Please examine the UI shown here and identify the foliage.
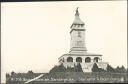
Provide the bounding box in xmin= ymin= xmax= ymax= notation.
xmin=27 ymin=70 xmax=34 ymax=74
xmin=127 ymin=68 xmax=128 ymax=73
xmin=92 ymin=63 xmax=99 ymax=72
xmin=49 ymin=63 xmax=83 ymax=73
xmin=7 ymin=64 xmax=127 ymax=83
xmin=6 ymin=73 xmax=10 ymax=77
xmin=49 ymin=63 xmax=66 ymax=73
xmin=75 ymin=63 xmax=83 ymax=72
xmin=120 ymin=66 xmax=126 ymax=72
xmin=115 ymin=66 xmax=126 ymax=73
xmin=11 ymin=71 xmax=16 ymax=76
xmin=106 ymin=64 xmax=115 ymax=72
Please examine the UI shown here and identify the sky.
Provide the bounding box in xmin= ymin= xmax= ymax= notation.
xmin=1 ymin=1 xmax=127 ymax=83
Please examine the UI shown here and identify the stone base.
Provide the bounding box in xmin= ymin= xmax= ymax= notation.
xmin=58 ymin=51 xmax=108 ymax=72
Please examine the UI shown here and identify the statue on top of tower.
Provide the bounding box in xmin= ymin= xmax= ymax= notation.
xmin=75 ymin=7 xmax=79 ymax=16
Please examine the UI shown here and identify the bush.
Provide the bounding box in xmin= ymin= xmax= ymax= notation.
xmin=49 ymin=63 xmax=66 ymax=73
xmin=92 ymin=63 xmax=106 ymax=72
xmin=75 ymin=63 xmax=83 ymax=72
xmin=106 ymin=64 xmax=115 ymax=72
xmin=27 ymin=70 xmax=34 ymax=74
xmin=6 ymin=73 xmax=10 ymax=77
xmin=115 ymin=66 xmax=126 ymax=73
xmin=120 ymin=65 xmax=126 ymax=72
xmin=11 ymin=71 xmax=16 ymax=76
xmin=92 ymin=63 xmax=99 ymax=72
xmin=49 ymin=63 xmax=83 ymax=73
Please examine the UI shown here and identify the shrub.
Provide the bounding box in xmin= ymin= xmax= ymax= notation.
xmin=115 ymin=65 xmax=126 ymax=73
xmin=126 ymin=68 xmax=128 ymax=73
xmin=120 ymin=65 xmax=126 ymax=72
xmin=11 ymin=71 xmax=16 ymax=76
xmin=106 ymin=64 xmax=115 ymax=72
xmin=27 ymin=70 xmax=34 ymax=74
xmin=49 ymin=63 xmax=83 ymax=73
xmin=92 ymin=63 xmax=99 ymax=72
xmin=6 ymin=73 xmax=10 ymax=77
xmin=75 ymin=63 xmax=83 ymax=72
xmin=92 ymin=63 xmax=106 ymax=72
xmin=49 ymin=63 xmax=66 ymax=73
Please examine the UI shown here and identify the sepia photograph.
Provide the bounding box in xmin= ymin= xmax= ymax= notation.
xmin=1 ymin=0 xmax=127 ymax=83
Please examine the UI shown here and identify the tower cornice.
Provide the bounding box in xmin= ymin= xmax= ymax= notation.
xmin=70 ymin=29 xmax=85 ymax=34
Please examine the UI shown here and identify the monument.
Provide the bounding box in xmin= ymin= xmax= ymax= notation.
xmin=58 ymin=7 xmax=108 ymax=72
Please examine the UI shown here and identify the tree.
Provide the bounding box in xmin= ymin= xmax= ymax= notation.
xmin=58 ymin=63 xmax=66 ymax=72
xmin=92 ymin=63 xmax=99 ymax=72
xmin=75 ymin=63 xmax=83 ymax=72
xmin=106 ymin=64 xmax=115 ymax=72
xmin=6 ymin=73 xmax=10 ymax=77
xmin=120 ymin=65 xmax=126 ymax=73
xmin=126 ymin=68 xmax=128 ymax=73
xmin=115 ymin=66 xmax=126 ymax=73
xmin=27 ymin=70 xmax=34 ymax=74
xmin=11 ymin=71 xmax=16 ymax=76
xmin=115 ymin=66 xmax=120 ymax=73
xmin=49 ymin=63 xmax=66 ymax=73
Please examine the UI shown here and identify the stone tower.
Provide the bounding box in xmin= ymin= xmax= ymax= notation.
xmin=70 ymin=7 xmax=87 ymax=55
xmin=58 ymin=8 xmax=108 ymax=72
